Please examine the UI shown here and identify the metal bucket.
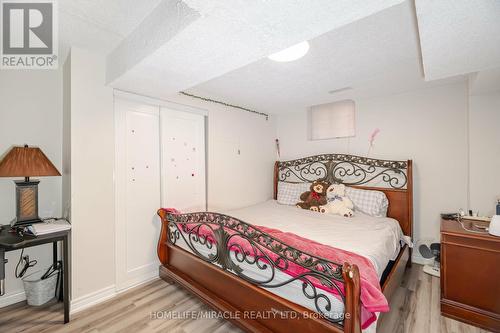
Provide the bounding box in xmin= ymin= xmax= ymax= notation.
xmin=22 ymin=269 xmax=58 ymax=306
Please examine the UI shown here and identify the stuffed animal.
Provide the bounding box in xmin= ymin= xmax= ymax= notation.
xmin=296 ymin=180 xmax=330 ymax=212
xmin=320 ymin=183 xmax=355 ymax=217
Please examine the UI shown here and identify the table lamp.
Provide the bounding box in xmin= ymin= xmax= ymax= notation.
xmin=0 ymin=145 xmax=61 ymax=227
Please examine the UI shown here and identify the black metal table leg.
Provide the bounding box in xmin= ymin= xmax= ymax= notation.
xmin=62 ymin=234 xmax=70 ymax=323
xmin=52 ymin=241 xmax=57 ymax=263
xmin=53 ymin=241 xmax=64 ymax=301
xmin=0 ymin=248 xmax=5 ymax=296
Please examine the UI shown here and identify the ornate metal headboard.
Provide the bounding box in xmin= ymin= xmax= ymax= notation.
xmin=273 ymin=154 xmax=413 ymax=238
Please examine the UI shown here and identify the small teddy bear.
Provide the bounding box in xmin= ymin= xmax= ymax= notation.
xmin=320 ymin=183 xmax=355 ymax=217
xmin=296 ymin=180 xmax=330 ymax=212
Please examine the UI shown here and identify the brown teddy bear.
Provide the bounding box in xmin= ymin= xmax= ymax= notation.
xmin=296 ymin=180 xmax=330 ymax=212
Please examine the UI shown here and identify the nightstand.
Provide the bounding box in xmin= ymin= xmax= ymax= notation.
xmin=440 ymin=219 xmax=500 ymax=332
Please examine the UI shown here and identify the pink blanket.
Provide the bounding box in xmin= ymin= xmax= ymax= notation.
xmin=160 ymin=209 xmax=388 ymax=328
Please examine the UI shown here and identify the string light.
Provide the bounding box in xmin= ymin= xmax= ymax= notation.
xmin=180 ymin=91 xmax=269 ymax=121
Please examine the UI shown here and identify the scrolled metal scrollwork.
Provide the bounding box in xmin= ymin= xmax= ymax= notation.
xmin=166 ymin=212 xmax=346 ymax=325
xmin=278 ymin=154 xmax=408 ymax=189
xmin=278 ymin=161 xmax=328 ymax=183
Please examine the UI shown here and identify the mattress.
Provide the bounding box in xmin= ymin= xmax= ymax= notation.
xmin=173 ymin=200 xmax=409 ymax=332
xmin=224 ymin=200 xmax=410 ymax=277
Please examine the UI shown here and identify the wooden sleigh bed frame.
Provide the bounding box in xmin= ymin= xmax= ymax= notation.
xmin=157 ymin=154 xmax=413 ymax=333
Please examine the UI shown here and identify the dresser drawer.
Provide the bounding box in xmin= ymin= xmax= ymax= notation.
xmin=440 ymin=219 xmax=500 ymax=332
xmin=441 ymin=241 xmax=500 ymax=314
xmin=441 ymin=233 xmax=500 ymax=253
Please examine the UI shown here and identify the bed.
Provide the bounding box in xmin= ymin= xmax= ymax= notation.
xmin=157 ymin=154 xmax=413 ymax=333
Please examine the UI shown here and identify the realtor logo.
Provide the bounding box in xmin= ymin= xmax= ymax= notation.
xmin=1 ymin=0 xmax=58 ymax=69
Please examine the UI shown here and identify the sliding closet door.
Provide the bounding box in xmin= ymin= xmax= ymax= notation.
xmin=115 ymin=94 xmax=206 ymax=290
xmin=115 ymin=98 xmax=161 ymax=291
xmin=160 ymin=108 xmax=206 ymax=212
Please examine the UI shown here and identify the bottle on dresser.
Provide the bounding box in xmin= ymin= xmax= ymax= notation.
xmin=490 ymin=200 xmax=500 ymax=236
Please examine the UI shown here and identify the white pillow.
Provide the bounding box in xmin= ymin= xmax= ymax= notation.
xmin=345 ymin=187 xmax=388 ymax=217
xmin=277 ymin=182 xmax=311 ymax=205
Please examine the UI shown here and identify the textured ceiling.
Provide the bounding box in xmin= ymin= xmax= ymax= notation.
xmin=415 ymin=0 xmax=500 ymax=80
xmin=57 ymin=0 xmax=500 ymax=114
xmin=106 ymin=0 xmax=405 ymax=98
xmin=185 ymin=1 xmax=466 ymax=114
xmin=58 ymin=0 xmax=163 ymax=59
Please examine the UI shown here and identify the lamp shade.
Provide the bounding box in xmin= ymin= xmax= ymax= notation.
xmin=0 ymin=145 xmax=61 ymax=177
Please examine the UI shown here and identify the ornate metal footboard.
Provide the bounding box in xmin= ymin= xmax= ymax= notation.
xmin=158 ymin=209 xmax=362 ymax=333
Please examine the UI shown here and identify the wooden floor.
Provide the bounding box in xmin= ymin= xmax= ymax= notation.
xmin=0 ymin=264 xmax=491 ymax=333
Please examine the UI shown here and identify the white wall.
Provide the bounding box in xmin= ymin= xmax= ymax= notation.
xmin=62 ymin=55 xmax=71 ymax=220
xmin=163 ymin=93 xmax=277 ymax=210
xmin=0 ymin=69 xmax=62 ymax=306
xmin=469 ymin=92 xmax=500 ymax=216
xmin=67 ymin=48 xmax=115 ymax=304
xmin=276 ymin=83 xmax=469 ymax=246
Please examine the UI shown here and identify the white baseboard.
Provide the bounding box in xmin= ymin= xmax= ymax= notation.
xmin=116 ymin=267 xmax=159 ymax=293
xmin=117 ymin=271 xmax=159 ymax=294
xmin=0 ymin=290 xmax=26 ymax=308
xmin=71 ymin=270 xmax=159 ymax=314
xmin=70 ymin=285 xmax=116 ymax=314
xmin=1 ymin=273 xmax=159 ymax=313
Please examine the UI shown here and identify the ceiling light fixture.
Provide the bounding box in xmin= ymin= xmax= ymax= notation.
xmin=268 ymin=41 xmax=310 ymax=62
